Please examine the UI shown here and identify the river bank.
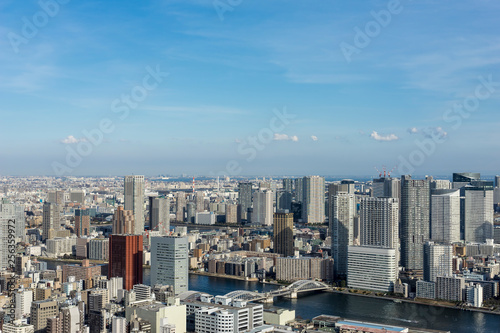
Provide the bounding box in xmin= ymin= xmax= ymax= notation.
xmin=189 ymin=270 xmax=259 ymax=282
xmin=326 ymin=288 xmax=500 ymax=316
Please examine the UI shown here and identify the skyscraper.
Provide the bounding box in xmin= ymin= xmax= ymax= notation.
xmin=0 ymin=203 xmax=25 ymax=239
xmin=401 ymin=175 xmax=430 ymax=271
xmin=273 ymin=212 xmax=294 ymax=257
xmin=175 ymin=192 xmax=186 ymax=222
xmin=328 ymin=181 xmax=356 ymax=232
xmin=42 ymin=202 xmax=60 ymax=241
xmin=109 ymin=234 xmax=143 ymax=290
xmin=238 ymin=182 xmax=253 ymax=222
xmin=423 ymin=242 xmax=453 ymax=282
xmin=151 ymin=236 xmax=188 ymax=295
xmin=112 ymin=206 xmax=135 ymax=235
xmin=360 ymin=197 xmax=399 ymax=257
xmin=431 ymin=189 xmax=460 ymax=244
xmin=294 ymin=178 xmax=304 ymax=203
xmin=149 ymin=196 xmax=170 ymax=234
xmin=195 ymin=192 xmax=205 ymax=213
xmin=302 ymin=176 xmax=325 ymax=224
xmin=372 ymin=177 xmax=400 ymax=200
xmin=332 ymin=192 xmax=355 ymax=277
xmin=252 ymin=190 xmax=273 ymax=226
xmin=463 ymin=182 xmax=494 ymax=243
xmin=75 ymin=209 xmax=90 ymax=237
xmin=124 ymin=175 xmax=145 ymax=235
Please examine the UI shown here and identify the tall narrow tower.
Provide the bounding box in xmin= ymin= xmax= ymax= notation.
xmin=124 ymin=175 xmax=145 ymax=235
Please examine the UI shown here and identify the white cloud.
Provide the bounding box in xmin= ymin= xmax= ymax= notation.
xmin=61 ymin=135 xmax=86 ymax=144
xmin=408 ymin=127 xmax=419 ymax=134
xmin=311 ymin=135 xmax=318 ymax=141
xmin=274 ymin=134 xmax=299 ymax=142
xmin=370 ymin=131 xmax=399 ymax=142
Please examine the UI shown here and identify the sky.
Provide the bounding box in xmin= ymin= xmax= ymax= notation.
xmin=1 ymin=0 xmax=499 ymax=177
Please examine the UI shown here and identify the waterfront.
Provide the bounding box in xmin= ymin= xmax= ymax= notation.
xmin=175 ymin=272 xmax=500 ymax=333
xmin=43 ymin=261 xmax=500 ymax=333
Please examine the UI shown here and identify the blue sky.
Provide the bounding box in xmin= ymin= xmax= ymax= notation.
xmin=1 ymin=0 xmax=499 ymax=177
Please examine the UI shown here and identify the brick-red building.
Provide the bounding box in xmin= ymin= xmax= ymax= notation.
xmin=108 ymin=234 xmax=143 ymax=290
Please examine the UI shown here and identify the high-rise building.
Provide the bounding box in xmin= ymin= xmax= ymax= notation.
xmin=372 ymin=177 xmax=400 ymax=199
xmin=252 ymin=190 xmax=273 ymax=226
xmin=423 ymin=242 xmax=453 ymax=283
xmin=109 ymin=234 xmax=143 ymax=290
xmin=360 ymin=197 xmax=399 ymax=262
xmin=175 ymin=192 xmax=186 ymax=222
xmin=15 ymin=288 xmax=33 ymax=319
xmin=277 ymin=190 xmax=292 ymax=212
xmin=463 ymin=182 xmax=494 ymax=243
xmin=42 ymin=202 xmax=60 ymax=241
xmin=225 ymin=204 xmax=238 ymax=224
xmin=495 ymin=175 xmax=500 ymax=188
xmin=294 ymin=178 xmax=304 ymax=203
xmin=273 ymin=212 xmax=294 ymax=257
xmin=0 ymin=203 xmax=25 ymax=239
xmin=47 ymin=190 xmax=64 ymax=205
xmin=302 ymin=176 xmax=325 ymax=224
xmin=331 ymin=193 xmax=355 ymax=277
xmin=112 ymin=206 xmax=135 ymax=235
xmin=400 ymin=175 xmax=430 ymax=271
xmin=124 ymin=175 xmax=145 ymax=235
xmin=151 ymin=236 xmax=189 ymax=295
xmin=69 ymin=191 xmax=85 ymax=204
xmin=431 ymin=189 xmax=460 ymax=244
xmin=149 ymin=196 xmax=170 ymax=234
xmin=238 ymin=182 xmax=253 ymax=222
xmin=328 ymin=181 xmax=356 ymax=231
xmin=74 ymin=209 xmax=90 ymax=237
xmin=347 ymin=246 xmax=398 ymax=292
xmin=452 ymin=172 xmax=480 ymax=189
xmin=195 ymin=192 xmax=205 ymax=213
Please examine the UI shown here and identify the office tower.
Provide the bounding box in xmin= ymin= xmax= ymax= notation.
xmin=31 ymin=300 xmax=59 ymax=332
xmin=400 ymin=175 xmax=430 ymax=271
xmin=151 ymin=236 xmax=188 ymax=295
xmin=452 ymin=172 xmax=481 ymax=190
xmin=109 ymin=234 xmax=143 ymax=290
xmin=186 ymin=202 xmax=196 ymax=223
xmin=463 ymin=182 xmax=494 ymax=243
xmin=431 ymin=189 xmax=460 ymax=244
xmin=47 ymin=190 xmax=64 ymax=205
xmin=423 ymin=242 xmax=453 ymax=282
xmin=74 ymin=209 xmax=90 ymax=237
xmin=112 ymin=206 xmax=135 ymax=235
xmin=238 ymin=182 xmax=253 ymax=221
xmin=225 ymin=204 xmax=238 ymax=224
xmin=42 ymin=202 xmax=60 ymax=241
xmin=294 ymin=178 xmax=304 ymax=205
xmin=149 ymin=196 xmax=170 ymax=234
xmin=430 ymin=179 xmax=451 ymax=190
xmin=496 ymin=175 xmax=500 ymax=188
xmin=252 ymin=190 xmax=273 ymax=226
xmin=347 ymin=246 xmax=398 ymax=292
xmin=195 ymin=192 xmax=205 ymax=212
xmin=124 ymin=175 xmax=145 ymax=235
xmin=360 ymin=197 xmax=399 ymax=255
xmin=372 ymin=177 xmax=400 ymax=199
xmin=175 ymin=192 xmax=186 ymax=222
xmin=277 ymin=190 xmax=292 ymax=212
xmin=302 ymin=176 xmax=325 ymax=224
xmin=273 ymin=212 xmax=294 ymax=257
xmin=331 ymin=193 xmax=355 ymax=277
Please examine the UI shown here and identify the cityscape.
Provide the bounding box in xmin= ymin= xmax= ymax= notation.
xmin=1 ymin=173 xmax=500 ymax=332
xmin=2 ymin=1 xmax=500 ymax=333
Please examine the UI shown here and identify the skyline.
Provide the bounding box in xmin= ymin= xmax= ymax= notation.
xmin=1 ymin=0 xmax=500 ymax=176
